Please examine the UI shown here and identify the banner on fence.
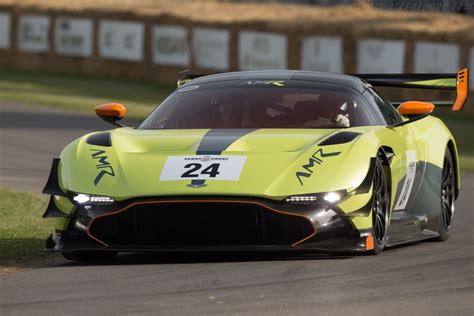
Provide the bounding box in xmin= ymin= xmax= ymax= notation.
xmin=153 ymin=25 xmax=190 ymax=66
xmin=414 ymin=41 xmax=459 ymax=73
xmin=0 ymin=12 xmax=10 ymax=49
xmin=192 ymin=27 xmax=229 ymax=71
xmin=55 ymin=17 xmax=92 ymax=57
xmin=18 ymin=15 xmax=50 ymax=52
xmin=301 ymin=36 xmax=343 ymax=73
xmin=99 ymin=20 xmax=144 ymax=62
xmin=239 ymin=31 xmax=287 ymax=70
xmin=357 ymin=39 xmax=405 ymax=73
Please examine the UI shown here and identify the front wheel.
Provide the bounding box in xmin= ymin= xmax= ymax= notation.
xmin=62 ymin=251 xmax=118 ymax=262
xmin=368 ymin=157 xmax=390 ymax=255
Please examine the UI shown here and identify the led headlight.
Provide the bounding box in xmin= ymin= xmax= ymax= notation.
xmin=285 ymin=191 xmax=345 ymax=205
xmin=285 ymin=195 xmax=318 ymax=203
xmin=72 ymin=193 xmax=115 ymax=205
xmin=323 ymin=192 xmax=342 ymax=203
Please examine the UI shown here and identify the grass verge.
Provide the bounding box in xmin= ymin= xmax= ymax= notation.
xmin=0 ymin=186 xmax=60 ymax=273
xmin=0 ymin=69 xmax=174 ymax=119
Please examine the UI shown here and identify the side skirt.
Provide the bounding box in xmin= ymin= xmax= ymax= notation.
xmin=386 ymin=212 xmax=440 ymax=247
xmin=385 ymin=160 xmax=443 ymax=247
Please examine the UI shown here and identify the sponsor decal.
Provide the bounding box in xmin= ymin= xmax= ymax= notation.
xmin=90 ymin=149 xmax=115 ymax=185
xmin=295 ymin=148 xmax=341 ymax=186
xmin=240 ymin=80 xmax=285 ymax=87
xmin=394 ymin=150 xmax=417 ymax=210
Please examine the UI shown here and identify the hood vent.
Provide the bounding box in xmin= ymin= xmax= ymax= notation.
xmin=318 ymin=131 xmax=361 ymax=146
xmin=86 ymin=132 xmax=112 ymax=147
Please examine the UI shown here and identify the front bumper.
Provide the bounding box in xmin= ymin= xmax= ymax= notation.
xmin=46 ymin=196 xmax=373 ymax=254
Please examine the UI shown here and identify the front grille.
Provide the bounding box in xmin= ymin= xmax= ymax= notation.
xmin=89 ymin=202 xmax=313 ymax=247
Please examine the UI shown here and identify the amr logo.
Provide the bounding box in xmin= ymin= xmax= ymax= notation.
xmin=295 ymin=149 xmax=341 ymax=186
xmin=90 ymin=149 xmax=115 ymax=185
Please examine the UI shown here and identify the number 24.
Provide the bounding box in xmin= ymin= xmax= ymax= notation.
xmin=181 ymin=163 xmax=220 ymax=178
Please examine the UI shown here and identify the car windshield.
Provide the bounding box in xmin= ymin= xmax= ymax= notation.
xmin=139 ymin=80 xmax=382 ymax=129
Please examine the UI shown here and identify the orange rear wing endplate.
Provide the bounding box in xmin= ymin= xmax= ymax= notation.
xmin=452 ymin=68 xmax=468 ymax=111
xmin=355 ymin=68 xmax=469 ymax=111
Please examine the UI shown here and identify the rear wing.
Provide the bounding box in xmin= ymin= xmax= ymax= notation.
xmin=177 ymin=68 xmax=469 ymax=111
xmin=355 ymin=68 xmax=469 ymax=111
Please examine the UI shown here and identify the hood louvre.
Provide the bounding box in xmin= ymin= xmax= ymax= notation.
xmin=318 ymin=131 xmax=361 ymax=146
xmin=86 ymin=132 xmax=112 ymax=147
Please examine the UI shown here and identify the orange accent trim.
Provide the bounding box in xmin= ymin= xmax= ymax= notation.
xmin=86 ymin=200 xmax=317 ymax=248
xmin=365 ymin=234 xmax=374 ymax=251
xmin=94 ymin=103 xmax=126 ymax=118
xmin=452 ymin=68 xmax=468 ymax=111
xmin=398 ymin=101 xmax=435 ymax=116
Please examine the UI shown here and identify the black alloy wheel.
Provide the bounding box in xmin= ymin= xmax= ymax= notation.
xmin=436 ymin=148 xmax=455 ymax=241
xmin=369 ymin=157 xmax=390 ymax=255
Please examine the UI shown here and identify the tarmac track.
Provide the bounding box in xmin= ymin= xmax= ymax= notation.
xmin=0 ymin=102 xmax=473 ymax=315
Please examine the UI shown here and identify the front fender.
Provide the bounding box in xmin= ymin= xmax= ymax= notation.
xmin=59 ymin=131 xmax=132 ymax=197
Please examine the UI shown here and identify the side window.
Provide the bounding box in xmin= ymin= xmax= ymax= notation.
xmin=363 ymin=88 xmax=402 ymax=126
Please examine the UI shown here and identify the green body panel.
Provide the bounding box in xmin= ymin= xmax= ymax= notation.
xmin=50 ymin=196 xmax=75 ymax=232
xmin=54 ymin=195 xmax=75 ymax=215
xmin=53 ymin=115 xmax=458 ymax=233
xmin=59 ymin=127 xmax=376 ymax=199
xmin=406 ymin=78 xmax=456 ymax=88
xmin=407 ymin=116 xmax=460 ymax=190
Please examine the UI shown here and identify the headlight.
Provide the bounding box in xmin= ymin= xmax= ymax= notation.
xmin=285 ymin=191 xmax=345 ymax=205
xmin=285 ymin=195 xmax=318 ymax=203
xmin=323 ymin=192 xmax=342 ymax=203
xmin=72 ymin=193 xmax=115 ymax=205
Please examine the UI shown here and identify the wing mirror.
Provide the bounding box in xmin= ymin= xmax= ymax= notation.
xmin=398 ymin=101 xmax=435 ymax=116
xmin=392 ymin=101 xmax=435 ymax=127
xmin=94 ymin=103 xmax=127 ymax=127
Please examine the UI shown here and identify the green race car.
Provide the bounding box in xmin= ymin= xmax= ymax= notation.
xmin=43 ymin=68 xmax=469 ymax=262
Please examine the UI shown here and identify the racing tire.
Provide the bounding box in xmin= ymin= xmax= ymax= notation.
xmin=368 ymin=157 xmax=390 ymax=255
xmin=61 ymin=251 xmax=118 ymax=262
xmin=435 ymin=148 xmax=455 ymax=241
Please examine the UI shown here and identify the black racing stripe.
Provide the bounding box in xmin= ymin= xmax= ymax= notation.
xmin=191 ymin=129 xmax=256 ymax=186
xmin=196 ymin=129 xmax=256 ymax=155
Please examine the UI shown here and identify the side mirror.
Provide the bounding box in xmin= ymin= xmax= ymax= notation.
xmin=94 ymin=103 xmax=127 ymax=127
xmin=390 ymin=101 xmax=435 ymax=127
xmin=398 ymin=101 xmax=435 ymax=116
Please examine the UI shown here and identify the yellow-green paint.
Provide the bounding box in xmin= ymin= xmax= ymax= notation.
xmin=51 ymin=115 xmax=458 ymax=232
xmin=406 ymin=78 xmax=456 ymax=87
xmin=348 ymin=212 xmax=373 ymax=230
